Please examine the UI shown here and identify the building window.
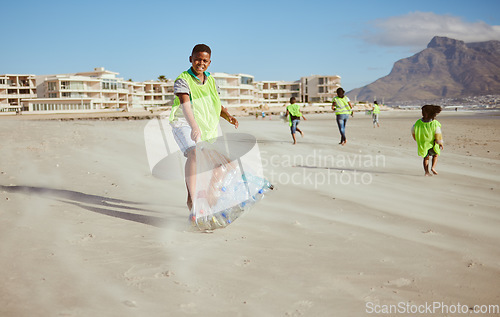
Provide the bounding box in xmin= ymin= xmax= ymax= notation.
xmin=48 ymin=82 xmax=57 ymax=91
xmin=102 ymin=79 xmax=117 ymax=90
xmin=70 ymin=81 xmax=85 ymax=90
xmin=319 ymin=87 xmax=324 ymax=93
xmin=319 ymin=78 xmax=324 ymax=85
xmin=241 ymin=76 xmax=253 ymax=85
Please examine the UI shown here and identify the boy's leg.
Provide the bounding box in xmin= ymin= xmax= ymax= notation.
xmin=336 ymin=115 xmax=344 ymax=144
xmin=423 ymin=156 xmax=432 ymax=176
xmin=171 ymin=122 xmax=197 ymax=211
xmin=290 ymin=121 xmax=297 ymax=144
xmin=337 ymin=115 xmax=348 ymax=145
xmin=431 ymin=155 xmax=439 ymax=175
xmin=185 ymin=148 xmax=196 ymax=210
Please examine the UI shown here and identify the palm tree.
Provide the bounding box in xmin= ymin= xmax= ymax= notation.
xmin=158 ymin=75 xmax=167 ymax=82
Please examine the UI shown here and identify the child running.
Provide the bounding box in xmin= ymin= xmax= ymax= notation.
xmin=411 ymin=105 xmax=444 ymax=176
xmin=285 ymin=97 xmax=306 ymax=144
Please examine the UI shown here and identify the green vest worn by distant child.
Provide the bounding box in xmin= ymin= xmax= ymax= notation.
xmin=373 ymin=104 xmax=380 ymax=114
xmin=287 ymin=103 xmax=302 ymax=126
xmin=414 ymin=119 xmax=441 ymax=157
xmin=169 ymin=71 xmax=221 ymax=141
xmin=333 ymin=96 xmax=351 ymax=115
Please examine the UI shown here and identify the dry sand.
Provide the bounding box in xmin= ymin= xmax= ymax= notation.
xmin=1 ymin=110 xmax=499 ymax=316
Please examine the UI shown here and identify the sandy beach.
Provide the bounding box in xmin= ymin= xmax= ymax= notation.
xmin=1 ymin=109 xmax=499 ymax=316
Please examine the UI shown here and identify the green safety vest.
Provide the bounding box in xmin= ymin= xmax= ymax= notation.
xmin=414 ymin=119 xmax=441 ymax=157
xmin=287 ymin=103 xmax=302 ymax=126
xmin=333 ymin=96 xmax=351 ymax=115
xmin=373 ymin=104 xmax=380 ymax=114
xmin=169 ymin=71 xmax=221 ymax=141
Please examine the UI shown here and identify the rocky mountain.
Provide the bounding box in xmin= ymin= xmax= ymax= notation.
xmin=348 ymin=36 xmax=500 ymax=103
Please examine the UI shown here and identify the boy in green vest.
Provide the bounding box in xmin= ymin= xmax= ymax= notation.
xmin=285 ymin=97 xmax=307 ymax=144
xmin=332 ymin=87 xmax=353 ymax=145
xmin=411 ymin=105 xmax=444 ymax=176
xmin=169 ymin=44 xmax=239 ymax=211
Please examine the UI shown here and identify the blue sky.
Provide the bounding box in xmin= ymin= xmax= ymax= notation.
xmin=2 ymin=0 xmax=500 ymax=91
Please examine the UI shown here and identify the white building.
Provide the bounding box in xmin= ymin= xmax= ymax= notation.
xmin=4 ymin=67 xmax=342 ymax=114
xmin=213 ymin=72 xmax=259 ymax=108
xmin=0 ymin=74 xmax=37 ymax=112
xmin=300 ymin=75 xmax=341 ymax=103
xmin=22 ymin=68 xmax=175 ymax=113
xmin=259 ymin=80 xmax=301 ymax=105
xmin=143 ymin=80 xmax=174 ymax=109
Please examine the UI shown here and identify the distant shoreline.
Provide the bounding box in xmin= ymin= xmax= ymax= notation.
xmin=1 ymin=106 xmax=498 ymax=121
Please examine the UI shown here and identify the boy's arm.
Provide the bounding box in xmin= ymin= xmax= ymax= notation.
xmin=348 ymin=101 xmax=354 ymax=116
xmin=435 ymin=126 xmax=444 ymax=149
xmin=178 ymin=93 xmax=202 ymax=142
xmin=220 ymin=106 xmax=239 ymax=128
xmin=411 ymin=124 xmax=416 ymax=141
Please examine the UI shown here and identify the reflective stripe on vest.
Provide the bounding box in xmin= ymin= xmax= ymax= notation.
xmin=333 ymin=97 xmax=351 ymax=115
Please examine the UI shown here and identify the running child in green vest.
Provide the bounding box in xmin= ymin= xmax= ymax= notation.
xmin=169 ymin=44 xmax=239 ymax=211
xmin=411 ymin=105 xmax=444 ymax=176
xmin=285 ymin=97 xmax=307 ymax=144
xmin=332 ymin=88 xmax=353 ymax=145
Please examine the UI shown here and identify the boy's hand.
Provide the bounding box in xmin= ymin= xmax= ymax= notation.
xmin=228 ymin=115 xmax=239 ymax=128
xmin=439 ymin=144 xmax=444 ymax=150
xmin=191 ymin=127 xmax=201 ymax=142
xmin=220 ymin=106 xmax=238 ymax=128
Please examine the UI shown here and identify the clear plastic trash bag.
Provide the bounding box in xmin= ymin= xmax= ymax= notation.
xmin=189 ymin=133 xmax=273 ymax=231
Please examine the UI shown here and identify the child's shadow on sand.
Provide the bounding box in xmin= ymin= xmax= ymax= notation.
xmin=0 ymin=185 xmax=173 ymax=227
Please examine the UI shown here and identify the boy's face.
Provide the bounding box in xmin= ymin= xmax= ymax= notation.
xmin=189 ymin=51 xmax=211 ymax=76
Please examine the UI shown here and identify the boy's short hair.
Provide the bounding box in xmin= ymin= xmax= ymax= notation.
xmin=192 ymin=44 xmax=211 ymax=56
xmin=290 ymin=97 xmax=296 ymax=103
xmin=422 ymin=105 xmax=442 ymax=119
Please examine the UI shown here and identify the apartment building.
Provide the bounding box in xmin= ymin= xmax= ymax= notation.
xmin=259 ymin=80 xmax=300 ymax=105
xmin=0 ymin=74 xmax=37 ymax=112
xmin=4 ymin=67 xmax=342 ymax=113
xmin=300 ymin=75 xmax=341 ymax=103
xmin=213 ymin=73 xmax=259 ymax=108
xmin=143 ymin=80 xmax=174 ymax=109
xmin=26 ymin=68 xmax=131 ymax=112
xmin=20 ymin=68 xmax=176 ymax=113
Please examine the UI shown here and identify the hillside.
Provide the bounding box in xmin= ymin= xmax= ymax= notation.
xmin=348 ymin=36 xmax=500 ymax=103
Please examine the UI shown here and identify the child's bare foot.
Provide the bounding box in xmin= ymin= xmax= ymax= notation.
xmin=425 ymin=172 xmax=433 ymax=177
xmin=300 ymin=131 xmax=304 ymax=137
xmin=431 ymin=168 xmax=438 ymax=175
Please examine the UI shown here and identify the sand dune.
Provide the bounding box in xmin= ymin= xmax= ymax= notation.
xmin=1 ymin=110 xmax=499 ymax=316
